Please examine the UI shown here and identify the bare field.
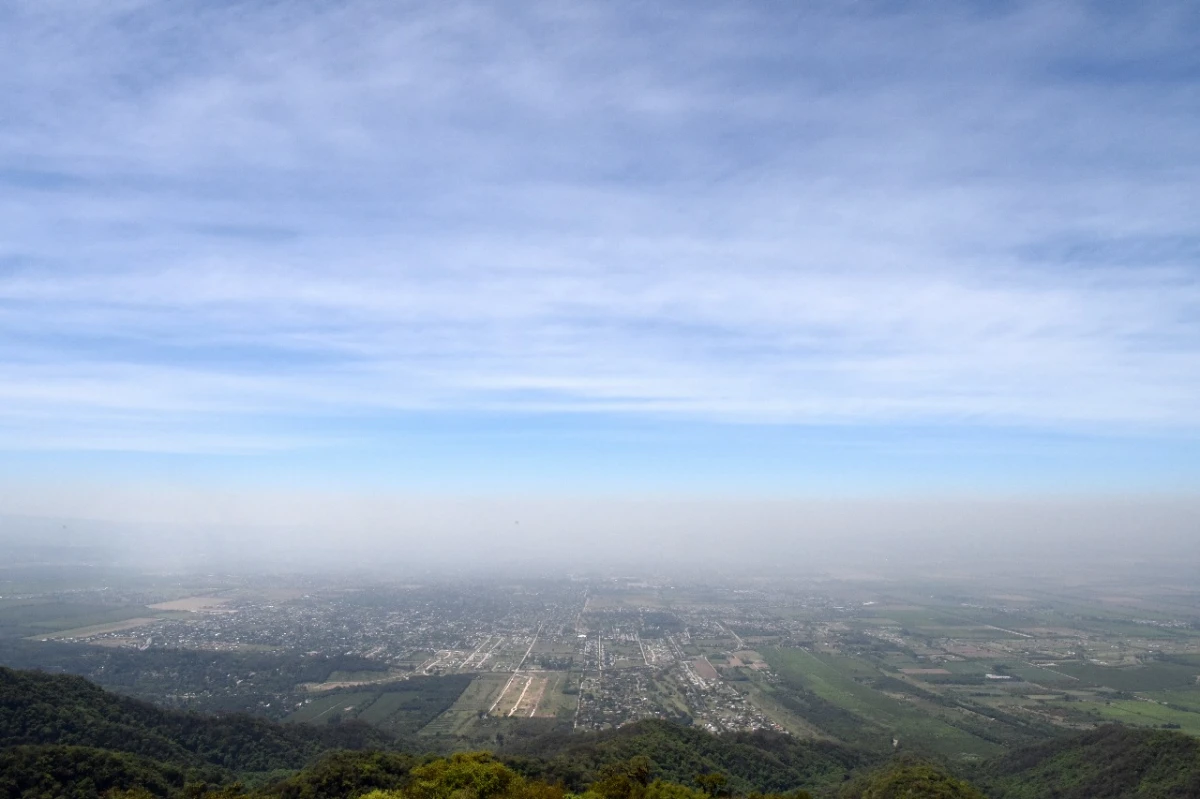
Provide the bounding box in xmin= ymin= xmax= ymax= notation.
xmin=529 ymin=671 xmax=574 ymax=718
xmin=302 ymin=672 xmax=408 ymax=692
xmin=483 ymin=671 xmax=573 ymax=718
xmin=511 ymin=676 xmax=547 ymax=717
xmin=33 ymin=617 xmax=159 ymax=640
xmin=584 ymin=593 xmax=667 ymax=610
xmin=492 ymin=674 xmax=533 ymax=717
xmin=148 ymin=596 xmax=233 ymax=612
xmin=420 ymin=674 xmax=509 ymax=736
xmin=692 ymin=657 xmax=719 ymax=680
xmin=535 ymin=671 xmax=576 ymax=715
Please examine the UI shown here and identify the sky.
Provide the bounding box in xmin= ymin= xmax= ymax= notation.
xmin=1 ymin=1 xmax=1199 ymax=548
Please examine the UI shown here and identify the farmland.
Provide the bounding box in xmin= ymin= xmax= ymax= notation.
xmin=286 ymin=673 xmax=473 ymax=734
xmin=762 ymin=648 xmax=1007 ymax=758
xmin=1 ymin=568 xmax=1199 ymax=759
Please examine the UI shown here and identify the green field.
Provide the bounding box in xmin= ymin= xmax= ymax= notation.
xmin=285 ymin=674 xmax=472 ymax=734
xmin=1145 ymin=689 xmax=1200 ymax=711
xmin=531 ymin=671 xmax=579 ymax=720
xmin=1052 ymin=661 xmax=1200 ymax=692
xmin=419 ymin=673 xmax=509 ymax=738
xmin=1083 ymin=699 xmax=1200 ymax=735
xmin=288 ymin=691 xmax=376 ymax=724
xmin=763 ymin=647 xmax=1005 ymax=759
xmin=0 ymin=601 xmax=157 ymax=639
xmin=741 ymin=678 xmax=829 ymax=739
xmin=1162 ymin=654 xmax=1200 ymax=667
xmin=1005 ymin=662 xmax=1080 ymax=685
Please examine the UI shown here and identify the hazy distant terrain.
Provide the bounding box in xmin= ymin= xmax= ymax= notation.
xmin=3 ymin=559 xmax=1199 ymax=759
xmin=3 ymin=0 xmax=1200 ymax=795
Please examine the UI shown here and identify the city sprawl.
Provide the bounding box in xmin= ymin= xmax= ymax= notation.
xmin=5 ymin=571 xmax=1200 ymax=758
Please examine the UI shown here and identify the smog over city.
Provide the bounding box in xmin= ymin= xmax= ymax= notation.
xmin=1 ymin=2 xmax=1199 ymax=798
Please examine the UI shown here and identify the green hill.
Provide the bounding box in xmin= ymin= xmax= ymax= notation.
xmin=0 ymin=666 xmax=393 ymax=777
xmin=4 ymin=667 xmax=1200 ymax=799
xmin=977 ymin=724 xmax=1200 ymax=799
xmin=499 ymin=719 xmax=867 ymax=794
xmin=840 ymin=760 xmax=985 ymax=799
xmin=0 ymin=744 xmax=194 ymax=799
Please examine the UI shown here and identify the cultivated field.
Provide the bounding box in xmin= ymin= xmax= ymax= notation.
xmin=30 ymin=617 xmax=159 ymax=640
xmin=148 ymin=596 xmax=233 ymax=612
xmin=420 ymin=673 xmax=510 ymax=737
xmin=286 ymin=674 xmax=472 ymax=734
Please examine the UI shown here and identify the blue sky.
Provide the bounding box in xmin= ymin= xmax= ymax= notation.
xmin=2 ymin=0 xmax=1199 ymax=513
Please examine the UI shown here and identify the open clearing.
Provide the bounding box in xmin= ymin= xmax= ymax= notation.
xmin=531 ymin=671 xmax=575 ymax=719
xmin=288 ymin=691 xmax=376 ymax=723
xmin=302 ymin=672 xmax=407 ymax=691
xmin=148 ymin=596 xmax=233 ymax=612
xmin=1086 ymin=699 xmax=1200 ymax=735
xmin=420 ymin=673 xmax=509 ymax=736
xmin=2 ymin=602 xmax=159 ymax=638
xmin=492 ymin=674 xmax=536 ymax=717
xmin=32 ymin=617 xmax=159 ymax=640
xmin=510 ymin=675 xmax=548 ymax=717
xmin=764 ymin=647 xmax=1004 ymax=759
xmin=1052 ymin=661 xmax=1200 ymax=692
xmin=691 ymin=657 xmax=719 ymax=681
xmin=286 ymin=674 xmax=471 ymax=734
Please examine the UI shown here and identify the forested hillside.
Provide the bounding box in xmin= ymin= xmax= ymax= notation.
xmin=0 ymin=745 xmax=202 ymax=799
xmin=976 ymin=725 xmax=1200 ymax=799
xmin=499 ymin=719 xmax=866 ymax=793
xmin=0 ymin=665 xmax=394 ymax=796
xmin=0 ymin=640 xmax=396 ymax=717
xmin=3 ymin=668 xmax=1200 ymax=799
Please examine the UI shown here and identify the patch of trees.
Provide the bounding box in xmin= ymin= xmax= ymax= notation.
xmin=6 ymin=667 xmax=1200 ymax=799
xmin=497 ymin=719 xmax=864 ymax=795
xmin=264 ymin=751 xmax=418 ymax=799
xmin=344 ymin=675 xmax=474 ymax=736
xmin=765 ymin=684 xmax=886 ymax=752
xmin=0 ymin=745 xmax=190 ymax=798
xmin=976 ymin=724 xmax=1200 ymax=799
xmin=638 ymin=613 xmax=684 ymax=638
xmin=725 ymin=626 xmax=779 ymax=639
xmin=0 ymin=639 xmax=387 ymax=717
xmin=0 ymin=666 xmax=393 ymax=777
xmin=840 ymin=759 xmax=985 ymax=799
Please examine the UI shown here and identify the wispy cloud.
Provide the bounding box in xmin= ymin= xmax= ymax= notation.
xmin=1 ymin=1 xmax=1198 ymax=453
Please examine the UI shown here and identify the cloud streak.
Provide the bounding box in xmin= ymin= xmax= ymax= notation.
xmin=1 ymin=0 xmax=1199 ymax=454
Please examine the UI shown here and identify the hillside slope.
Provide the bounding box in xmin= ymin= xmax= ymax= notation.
xmin=5 ymin=668 xmax=1200 ymax=799
xmin=501 ymin=719 xmax=867 ymax=793
xmin=0 ymin=744 xmax=196 ymax=799
xmin=0 ymin=666 xmax=393 ymax=774
xmin=977 ymin=724 xmax=1200 ymax=799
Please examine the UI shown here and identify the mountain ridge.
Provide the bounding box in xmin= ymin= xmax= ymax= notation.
xmin=3 ymin=667 xmax=1200 ymax=798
